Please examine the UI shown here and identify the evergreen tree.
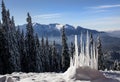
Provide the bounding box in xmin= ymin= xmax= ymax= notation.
xmin=51 ymin=41 xmax=59 ymax=72
xmin=40 ymin=36 xmax=46 ymax=72
xmin=48 ymin=45 xmax=53 ymax=72
xmin=70 ymin=42 xmax=75 ymax=58
xmin=1 ymin=0 xmax=9 ymax=31
xmin=20 ymin=30 xmax=27 ymax=72
xmin=1 ymin=0 xmax=21 ymax=73
xmin=90 ymin=33 xmax=93 ymax=45
xmin=1 ymin=2 xmax=10 ymax=73
xmin=11 ymin=16 xmax=16 ymax=31
xmin=45 ymin=37 xmax=50 ymax=71
xmin=0 ymin=21 xmax=4 ymax=74
xmin=25 ymin=13 xmax=36 ymax=72
xmin=97 ymin=36 xmax=105 ymax=70
xmin=61 ymin=26 xmax=70 ymax=72
xmin=90 ymin=33 xmax=93 ymax=59
xmin=16 ymin=27 xmax=21 ymax=51
xmin=35 ymin=34 xmax=43 ymax=72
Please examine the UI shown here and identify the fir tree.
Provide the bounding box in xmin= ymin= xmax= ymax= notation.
xmin=45 ymin=37 xmax=50 ymax=71
xmin=1 ymin=0 xmax=8 ymax=31
xmin=1 ymin=0 xmax=21 ymax=73
xmin=0 ymin=21 xmax=4 ymax=74
xmin=20 ymin=30 xmax=27 ymax=72
xmin=90 ymin=33 xmax=93 ymax=45
xmin=48 ymin=45 xmax=53 ymax=72
xmin=35 ymin=34 xmax=43 ymax=72
xmin=25 ymin=13 xmax=36 ymax=72
xmin=51 ymin=41 xmax=59 ymax=72
xmin=16 ymin=27 xmax=21 ymax=51
xmin=70 ymin=42 xmax=75 ymax=58
xmin=61 ymin=26 xmax=70 ymax=72
xmin=40 ymin=36 xmax=46 ymax=72
xmin=97 ymin=35 xmax=105 ymax=70
xmin=90 ymin=33 xmax=94 ymax=60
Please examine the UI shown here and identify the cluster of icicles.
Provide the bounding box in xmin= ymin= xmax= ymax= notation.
xmin=70 ymin=31 xmax=98 ymax=70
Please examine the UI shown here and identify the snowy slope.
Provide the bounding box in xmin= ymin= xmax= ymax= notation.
xmin=0 ymin=71 xmax=119 ymax=82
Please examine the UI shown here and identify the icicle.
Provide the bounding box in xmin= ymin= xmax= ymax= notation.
xmin=74 ymin=35 xmax=79 ymax=68
xmin=85 ymin=31 xmax=90 ymax=67
xmin=80 ymin=32 xmax=84 ymax=67
xmin=93 ymin=42 xmax=97 ymax=69
xmin=83 ymin=41 xmax=85 ymax=67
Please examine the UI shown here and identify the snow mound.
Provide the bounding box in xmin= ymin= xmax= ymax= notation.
xmin=63 ymin=66 xmax=104 ymax=80
xmin=63 ymin=66 xmax=120 ymax=82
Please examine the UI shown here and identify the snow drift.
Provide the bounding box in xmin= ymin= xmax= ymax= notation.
xmin=63 ymin=66 xmax=120 ymax=82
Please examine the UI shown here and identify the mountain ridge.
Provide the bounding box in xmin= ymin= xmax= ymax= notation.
xmin=18 ymin=23 xmax=101 ymax=37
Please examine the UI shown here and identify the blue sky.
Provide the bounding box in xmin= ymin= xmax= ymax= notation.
xmin=0 ymin=0 xmax=120 ymax=31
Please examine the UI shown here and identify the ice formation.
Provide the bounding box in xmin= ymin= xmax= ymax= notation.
xmin=70 ymin=32 xmax=98 ymax=70
xmin=63 ymin=32 xmax=120 ymax=82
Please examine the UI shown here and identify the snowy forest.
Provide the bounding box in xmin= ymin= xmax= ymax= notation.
xmin=0 ymin=0 xmax=120 ymax=75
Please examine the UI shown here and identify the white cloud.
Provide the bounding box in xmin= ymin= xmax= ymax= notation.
xmin=90 ymin=4 xmax=120 ymax=9
xmin=33 ymin=13 xmax=61 ymax=19
xmin=93 ymin=10 xmax=108 ymax=13
xmin=79 ymin=16 xmax=120 ymax=31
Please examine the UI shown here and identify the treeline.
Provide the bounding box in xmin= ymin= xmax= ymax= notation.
xmin=0 ymin=1 xmax=71 ymax=74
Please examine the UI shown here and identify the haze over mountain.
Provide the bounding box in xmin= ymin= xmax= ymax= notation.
xmin=107 ymin=30 xmax=120 ymax=38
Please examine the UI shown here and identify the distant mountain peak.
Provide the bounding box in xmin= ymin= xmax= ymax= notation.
xmin=18 ymin=22 xmax=100 ymax=36
xmin=55 ymin=24 xmax=64 ymax=30
xmin=33 ymin=22 xmax=41 ymax=27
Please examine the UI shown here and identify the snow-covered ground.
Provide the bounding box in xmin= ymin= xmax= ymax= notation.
xmin=103 ymin=71 xmax=120 ymax=81
xmin=0 ymin=70 xmax=120 ymax=82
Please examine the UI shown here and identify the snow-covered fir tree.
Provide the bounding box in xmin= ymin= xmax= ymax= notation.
xmin=70 ymin=42 xmax=75 ymax=58
xmin=0 ymin=21 xmax=4 ymax=74
xmin=1 ymin=0 xmax=21 ymax=73
xmin=97 ymin=36 xmax=105 ymax=70
xmin=48 ymin=44 xmax=53 ymax=72
xmin=40 ymin=37 xmax=46 ymax=72
xmin=61 ymin=26 xmax=70 ymax=72
xmin=20 ymin=30 xmax=27 ymax=72
xmin=35 ymin=34 xmax=43 ymax=72
xmin=44 ymin=37 xmax=50 ymax=72
xmin=25 ymin=13 xmax=36 ymax=72
xmin=51 ymin=41 xmax=60 ymax=72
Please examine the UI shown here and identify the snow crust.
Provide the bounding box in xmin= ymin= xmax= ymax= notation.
xmin=0 ymin=71 xmax=119 ymax=82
